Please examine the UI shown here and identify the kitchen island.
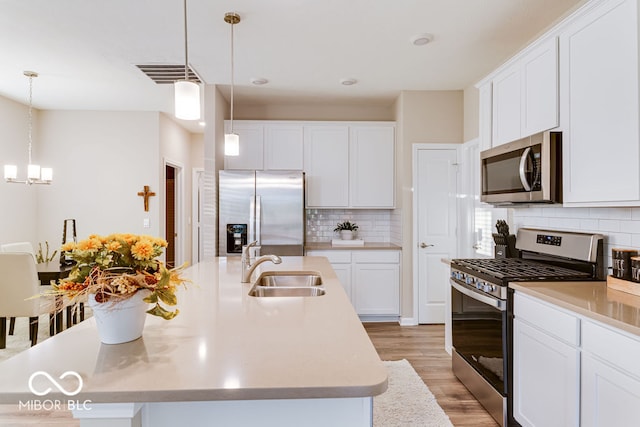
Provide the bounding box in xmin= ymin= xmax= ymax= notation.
xmin=0 ymin=256 xmax=387 ymax=426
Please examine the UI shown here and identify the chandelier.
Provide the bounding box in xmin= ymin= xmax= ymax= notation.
xmin=4 ymin=71 xmax=53 ymax=185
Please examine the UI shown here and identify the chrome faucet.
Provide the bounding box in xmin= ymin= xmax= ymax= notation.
xmin=241 ymin=254 xmax=282 ymax=283
xmin=241 ymin=240 xmax=258 ymax=272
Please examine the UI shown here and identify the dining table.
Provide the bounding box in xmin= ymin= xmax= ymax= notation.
xmin=35 ymin=262 xmax=76 ymax=333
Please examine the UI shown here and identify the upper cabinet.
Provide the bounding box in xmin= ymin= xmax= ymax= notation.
xmin=491 ymin=37 xmax=559 ymax=147
xmin=224 ymin=121 xmax=303 ymax=171
xmin=304 ymin=123 xmax=396 ymax=209
xmin=478 ymin=83 xmax=493 ymax=153
xmin=223 ymin=122 xmax=265 ymax=170
xmin=559 ymin=0 xmax=640 ymax=205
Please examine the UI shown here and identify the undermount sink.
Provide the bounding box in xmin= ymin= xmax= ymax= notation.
xmin=248 ymin=271 xmax=325 ymax=297
xmin=248 ymin=286 xmax=326 ymax=297
xmin=254 ymin=271 xmax=323 ymax=287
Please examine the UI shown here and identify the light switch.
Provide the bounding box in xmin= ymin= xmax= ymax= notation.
xmin=143 ymin=218 xmax=150 ymax=228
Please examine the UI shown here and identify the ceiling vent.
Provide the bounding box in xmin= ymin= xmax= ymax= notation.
xmin=135 ymin=64 xmax=203 ymax=84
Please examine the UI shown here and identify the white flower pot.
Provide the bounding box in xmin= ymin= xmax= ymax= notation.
xmin=340 ymin=230 xmax=354 ymax=240
xmin=88 ymin=290 xmax=150 ymax=345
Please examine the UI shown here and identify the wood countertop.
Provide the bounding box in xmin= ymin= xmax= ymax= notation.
xmin=0 ymin=257 xmax=387 ymax=404
xmin=305 ymin=242 xmax=402 ymax=251
xmin=509 ymin=281 xmax=640 ymax=336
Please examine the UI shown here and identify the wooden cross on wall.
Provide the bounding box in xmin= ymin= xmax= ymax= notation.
xmin=137 ymin=185 xmax=156 ymax=212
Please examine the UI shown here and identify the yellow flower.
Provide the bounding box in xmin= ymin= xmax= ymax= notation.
xmin=131 ymin=239 xmax=155 ymax=260
xmin=106 ymin=240 xmax=122 ymax=252
xmin=77 ymin=237 xmax=102 ymax=251
xmin=61 ymin=241 xmax=76 ymax=252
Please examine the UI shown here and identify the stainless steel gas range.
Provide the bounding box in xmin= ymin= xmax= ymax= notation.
xmin=450 ymin=228 xmax=604 ymax=427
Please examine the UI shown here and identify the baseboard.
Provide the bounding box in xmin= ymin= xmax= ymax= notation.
xmin=359 ymin=315 xmax=400 ymax=323
xmin=399 ymin=317 xmax=418 ymax=326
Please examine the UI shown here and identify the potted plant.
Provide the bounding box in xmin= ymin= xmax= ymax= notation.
xmin=42 ymin=233 xmax=189 ymax=344
xmin=334 ymin=221 xmax=359 ymax=240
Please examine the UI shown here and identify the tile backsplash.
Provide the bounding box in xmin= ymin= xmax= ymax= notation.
xmin=512 ymin=206 xmax=640 ymax=268
xmin=306 ymin=209 xmax=402 ymax=244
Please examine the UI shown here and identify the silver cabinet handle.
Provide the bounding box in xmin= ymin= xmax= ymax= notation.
xmin=420 ymin=243 xmax=434 ymax=248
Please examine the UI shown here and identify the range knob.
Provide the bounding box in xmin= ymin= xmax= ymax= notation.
xmin=475 ymin=281 xmax=485 ymax=290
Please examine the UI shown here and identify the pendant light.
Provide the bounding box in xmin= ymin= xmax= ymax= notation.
xmin=4 ymin=71 xmax=53 ymax=185
xmin=224 ymin=12 xmax=240 ymax=156
xmin=174 ymin=0 xmax=200 ymax=120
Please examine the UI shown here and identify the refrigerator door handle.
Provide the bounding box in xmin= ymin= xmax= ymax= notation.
xmin=255 ymin=195 xmax=262 ymax=245
xmin=249 ymin=196 xmax=256 ymax=242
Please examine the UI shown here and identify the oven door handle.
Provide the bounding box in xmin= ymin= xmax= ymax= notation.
xmin=450 ymin=280 xmax=506 ymax=311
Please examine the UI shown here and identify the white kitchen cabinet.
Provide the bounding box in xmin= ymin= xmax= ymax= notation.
xmin=478 ymin=83 xmax=493 ymax=153
xmin=581 ymin=320 xmax=640 ymax=427
xmin=513 ymin=293 xmax=580 ymax=427
xmin=491 ymin=37 xmax=558 ymax=147
xmin=306 ymin=249 xmax=400 ymax=318
xmin=264 ymin=124 xmax=304 ymax=170
xmin=223 ymin=122 xmax=264 ymax=170
xmin=492 ymin=64 xmax=522 ymax=146
xmin=559 ymin=0 xmax=640 ymax=205
xmin=349 ymin=126 xmax=395 ymax=208
xmin=303 ymin=125 xmax=350 ymax=208
xmin=304 ymin=123 xmax=395 ymax=209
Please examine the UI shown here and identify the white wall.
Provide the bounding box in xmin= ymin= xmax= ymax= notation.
xmin=0 ymin=95 xmax=38 ymax=246
xmin=36 ymin=110 xmax=161 ymax=250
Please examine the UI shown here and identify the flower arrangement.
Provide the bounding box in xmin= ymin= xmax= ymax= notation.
xmin=51 ymin=233 xmax=189 ymax=320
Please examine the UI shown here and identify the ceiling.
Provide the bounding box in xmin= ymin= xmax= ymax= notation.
xmin=0 ymin=0 xmax=585 ymax=133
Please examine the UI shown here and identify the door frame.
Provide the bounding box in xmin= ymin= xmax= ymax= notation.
xmin=411 ymin=143 xmax=461 ymax=326
xmin=164 ymin=158 xmax=185 ymax=267
xmin=192 ymin=168 xmax=204 ymax=264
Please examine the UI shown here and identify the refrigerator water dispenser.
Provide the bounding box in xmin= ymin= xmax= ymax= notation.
xmin=226 ymin=224 xmax=247 ymax=254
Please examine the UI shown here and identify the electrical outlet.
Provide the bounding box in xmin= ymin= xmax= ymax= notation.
xmin=143 ymin=218 xmax=150 ymax=228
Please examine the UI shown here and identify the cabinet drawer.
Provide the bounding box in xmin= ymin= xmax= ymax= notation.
xmin=514 ymin=293 xmax=580 ymax=346
xmin=353 ymin=250 xmax=400 ymax=264
xmin=582 ymin=320 xmax=640 ymax=378
xmin=305 ymin=250 xmax=352 ymax=263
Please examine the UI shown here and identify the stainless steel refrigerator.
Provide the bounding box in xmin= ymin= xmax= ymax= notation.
xmin=218 ymin=170 xmax=305 ymax=257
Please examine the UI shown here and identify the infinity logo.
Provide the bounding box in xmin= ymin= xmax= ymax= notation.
xmin=28 ymin=371 xmax=83 ymax=396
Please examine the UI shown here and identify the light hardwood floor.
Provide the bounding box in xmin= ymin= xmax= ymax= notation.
xmin=0 ymin=323 xmax=498 ymax=426
xmin=364 ymin=322 xmax=499 ymax=427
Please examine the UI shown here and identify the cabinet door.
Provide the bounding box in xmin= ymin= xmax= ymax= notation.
xmin=349 ymin=125 xmax=395 ymax=208
xmin=492 ymin=65 xmax=522 ymax=146
xmin=581 ymin=354 xmax=640 ymax=427
xmin=303 ymin=125 xmax=349 ymax=208
xmin=264 ymin=124 xmax=304 ymax=170
xmin=521 ymin=37 xmax=559 ymax=136
xmin=331 ymin=263 xmax=352 ymax=301
xmin=478 ymin=82 xmax=493 ymax=152
xmin=224 ymin=123 xmax=264 ymax=170
xmin=352 ymin=263 xmax=399 ymax=315
xmin=560 ymin=0 xmax=640 ymax=204
xmin=513 ymin=319 xmax=580 ymax=427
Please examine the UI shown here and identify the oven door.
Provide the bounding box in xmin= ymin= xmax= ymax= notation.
xmin=451 ymin=279 xmax=507 ymax=395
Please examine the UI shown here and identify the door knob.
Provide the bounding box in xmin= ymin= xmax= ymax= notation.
xmin=420 ymin=243 xmax=434 ymax=248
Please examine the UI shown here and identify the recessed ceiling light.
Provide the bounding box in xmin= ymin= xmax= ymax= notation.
xmin=411 ymin=33 xmax=434 ymax=46
xmin=340 ymin=78 xmax=357 ymax=86
xmin=251 ymin=77 xmax=268 ymax=85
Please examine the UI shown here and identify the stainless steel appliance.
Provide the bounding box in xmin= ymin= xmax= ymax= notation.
xmin=218 ymin=170 xmax=305 ymax=257
xmin=481 ymin=131 xmax=562 ymax=205
xmin=450 ymin=228 xmax=604 ymax=427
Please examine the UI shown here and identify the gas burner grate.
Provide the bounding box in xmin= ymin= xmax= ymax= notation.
xmin=451 ymin=258 xmax=591 ymax=281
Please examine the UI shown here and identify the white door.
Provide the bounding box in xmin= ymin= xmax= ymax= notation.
xmin=415 ymin=146 xmax=458 ymax=324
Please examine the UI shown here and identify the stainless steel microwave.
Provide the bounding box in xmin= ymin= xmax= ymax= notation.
xmin=481 ymin=131 xmax=562 ymax=205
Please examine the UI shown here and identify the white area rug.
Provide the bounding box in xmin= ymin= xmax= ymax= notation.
xmin=375 ymin=359 xmax=453 ymax=427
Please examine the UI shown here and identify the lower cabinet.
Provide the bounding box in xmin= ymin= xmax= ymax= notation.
xmin=306 ymin=249 xmax=400 ymax=318
xmin=513 ymin=292 xmax=640 ymax=427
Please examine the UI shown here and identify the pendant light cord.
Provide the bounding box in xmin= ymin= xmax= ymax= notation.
xmin=230 ymin=18 xmax=235 ymax=133
xmin=183 ymin=0 xmax=189 ymax=81
xmin=27 ymin=74 xmax=33 ymax=165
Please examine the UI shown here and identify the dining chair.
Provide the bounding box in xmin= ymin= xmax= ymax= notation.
xmin=0 ymin=252 xmax=58 ymax=349
xmin=0 ymin=242 xmax=37 ymax=335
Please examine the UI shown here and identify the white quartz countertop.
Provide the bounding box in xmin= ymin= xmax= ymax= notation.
xmin=0 ymin=257 xmax=387 ymax=404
